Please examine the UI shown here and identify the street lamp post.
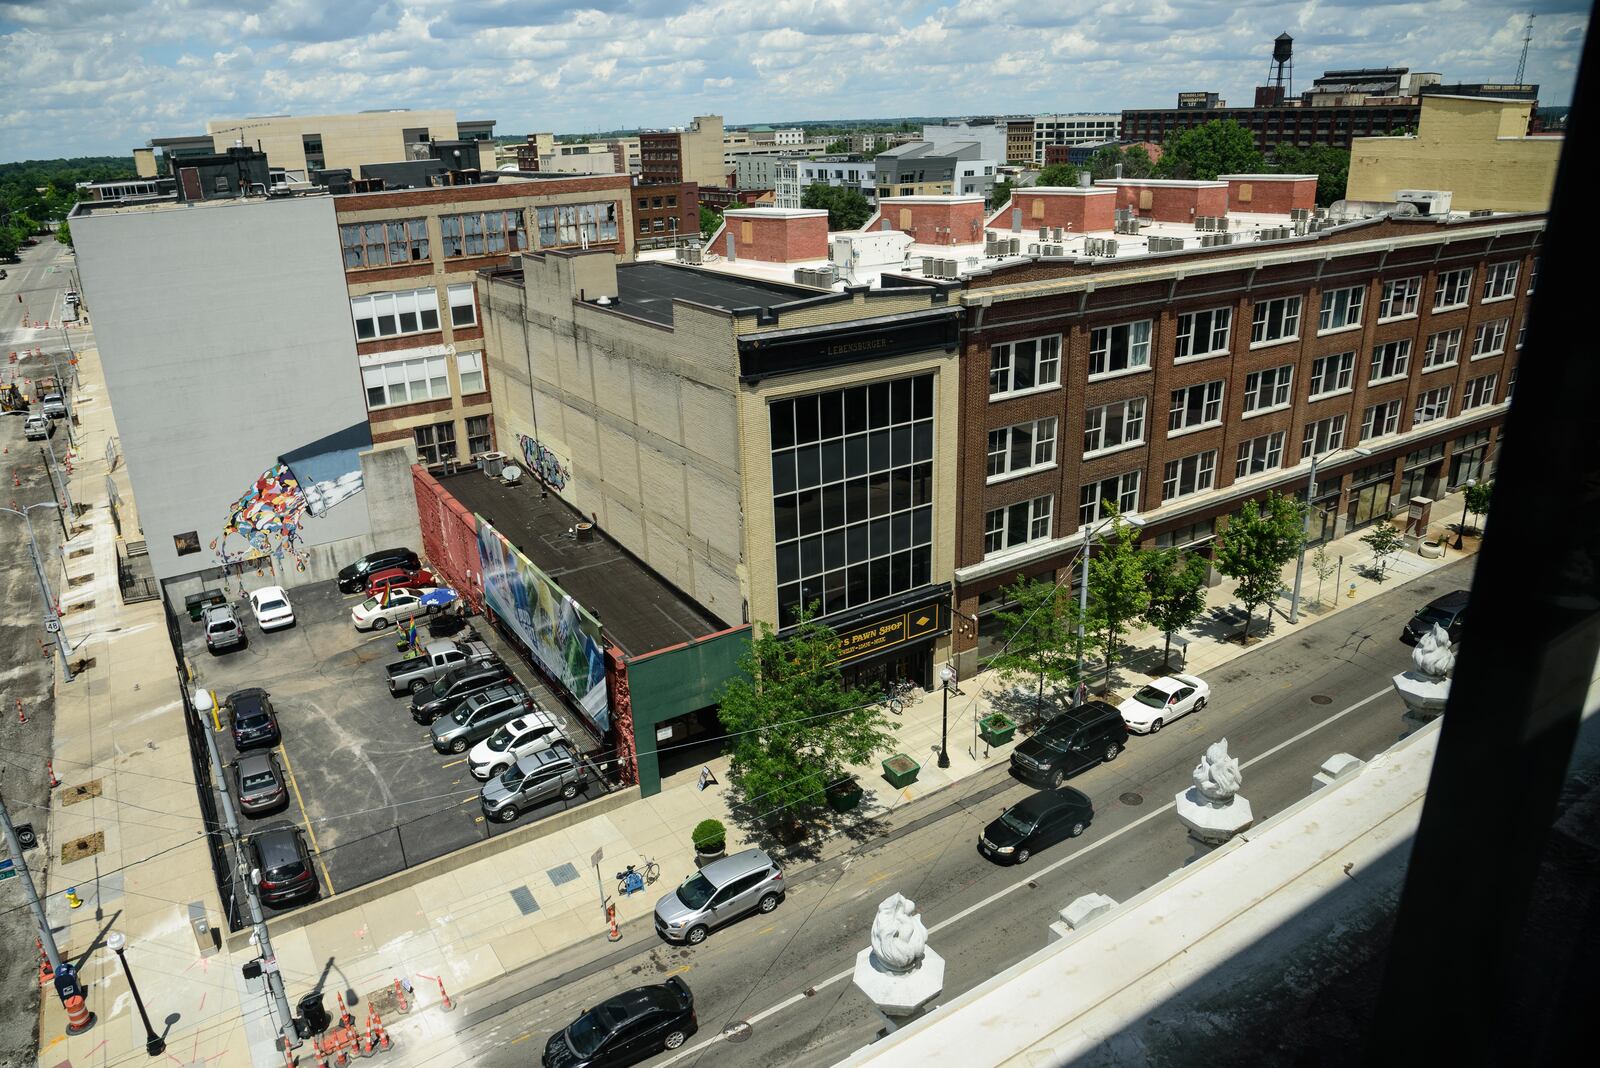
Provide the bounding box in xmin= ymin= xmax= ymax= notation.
xmin=1073 ymin=514 xmax=1121 ymax=706
xmin=2 ymin=502 xmax=74 ymax=682
xmin=1454 ymin=478 xmax=1477 ymax=549
xmin=937 ymin=664 xmax=956 ymax=768
xmin=1288 ymin=446 xmax=1371 ymax=624
xmin=106 ymin=932 xmax=164 ymax=1057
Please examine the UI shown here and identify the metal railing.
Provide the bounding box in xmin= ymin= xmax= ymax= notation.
xmin=116 ymin=543 xmax=159 ymax=603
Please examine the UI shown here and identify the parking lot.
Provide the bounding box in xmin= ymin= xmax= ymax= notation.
xmin=180 ymin=579 xmax=606 ymax=913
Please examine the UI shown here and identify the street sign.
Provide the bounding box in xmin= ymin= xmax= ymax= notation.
xmin=45 ymin=620 xmax=60 ymax=634
xmin=0 ymin=858 xmax=16 ymax=882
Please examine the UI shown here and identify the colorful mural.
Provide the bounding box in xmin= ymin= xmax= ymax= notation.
xmin=477 ymin=516 xmax=610 ymax=733
xmin=516 ymin=433 xmax=571 ymax=491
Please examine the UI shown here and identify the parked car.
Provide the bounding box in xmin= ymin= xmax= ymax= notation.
xmin=469 ymin=712 xmax=567 ymax=780
xmin=480 ymin=741 xmax=584 ymax=822
xmin=246 ymin=823 xmax=318 ymax=906
xmin=232 ymin=752 xmax=288 ymax=817
xmin=202 ymin=603 xmax=246 ymax=654
xmin=1117 ymin=673 xmax=1209 ymax=735
xmin=336 ymin=547 xmax=421 ymax=593
xmin=1009 ymin=701 xmax=1127 ymax=789
xmin=979 ymin=788 xmax=1094 ymax=865
xmin=24 ymin=413 xmax=52 ymax=440
xmin=367 ymin=565 xmax=435 ymax=597
xmin=350 ymin=587 xmax=442 ymax=632
xmin=225 ymin=688 xmax=281 ymax=751
xmin=653 ymin=848 xmax=784 ymax=946
xmin=1403 ymin=589 xmax=1469 ymax=645
xmin=542 ymin=976 xmax=697 ymax=1068
xmin=248 ymin=586 xmax=296 ymax=630
xmin=41 ymin=392 xmax=67 ymax=418
xmin=410 ymin=660 xmax=515 ymax=725
xmin=431 ymin=682 xmax=539 ymax=754
xmin=385 ymin=638 xmax=498 ymax=696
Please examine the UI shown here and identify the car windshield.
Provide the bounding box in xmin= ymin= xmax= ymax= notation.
xmin=487 ymin=727 xmax=513 ymax=752
xmin=241 ymin=771 xmax=276 ymax=791
xmin=428 ymin=675 xmax=453 ymax=698
xmin=1418 ymin=606 xmax=1455 ymax=623
xmin=258 ymin=599 xmax=287 ymax=613
xmin=1131 ymin=686 xmax=1170 ymax=709
xmin=498 ymin=765 xmax=525 ymax=790
xmin=360 ymin=597 xmax=379 ymax=611
xmin=1000 ymin=808 xmax=1037 ymax=835
xmin=566 ymin=1004 xmax=621 ymax=1057
xmin=677 ymin=872 xmax=716 ymax=909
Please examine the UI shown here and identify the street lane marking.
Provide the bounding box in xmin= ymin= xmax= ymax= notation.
xmin=652 ymin=684 xmax=1394 ymax=1067
xmin=510 ymin=1032 xmax=530 ymax=1044
xmin=276 ymin=743 xmax=335 ymax=894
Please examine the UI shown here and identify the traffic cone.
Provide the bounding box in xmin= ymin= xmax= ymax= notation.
xmin=37 ymin=939 xmax=53 ymax=985
xmin=370 ymin=1009 xmax=391 ymax=1052
xmin=64 ymin=994 xmax=95 ymax=1034
xmin=607 ymin=903 xmax=621 ymax=942
xmin=47 ymin=760 xmax=60 ymax=788
xmin=336 ymin=992 xmax=354 ymax=1029
xmin=17 ymin=698 xmax=25 ymax=725
xmin=434 ymin=976 xmax=453 ymax=1012
xmin=391 ymin=979 xmax=409 ymax=1014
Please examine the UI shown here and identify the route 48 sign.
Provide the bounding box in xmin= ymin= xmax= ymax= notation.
xmin=45 ymin=620 xmax=61 ymax=634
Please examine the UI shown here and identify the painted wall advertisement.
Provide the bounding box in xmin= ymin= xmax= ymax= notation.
xmin=476 ymin=516 xmax=610 ymax=733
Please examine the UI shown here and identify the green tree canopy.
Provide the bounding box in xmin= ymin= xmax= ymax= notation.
xmin=1271 ymin=144 xmax=1350 ymax=207
xmin=987 ymin=573 xmax=1084 ymax=725
xmin=1086 ymin=145 xmax=1125 ymax=181
xmin=990 ymin=177 xmax=1014 ymax=211
xmin=1035 ymin=163 xmax=1080 ymax=187
xmin=1214 ymin=493 xmax=1305 ymax=639
xmin=1121 ymin=145 xmax=1156 ymax=179
xmin=1085 ymin=510 xmax=1150 ymax=682
xmin=698 ymin=204 xmax=722 ymax=240
xmin=1361 ymin=521 xmax=1405 ymax=581
xmin=1157 ymin=120 xmax=1264 ymax=180
xmin=801 ymin=183 xmax=872 ymax=230
xmin=1141 ymin=549 xmax=1210 ymax=670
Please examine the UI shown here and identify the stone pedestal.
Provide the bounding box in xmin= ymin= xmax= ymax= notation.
xmin=1312 ymin=753 xmax=1365 ymax=789
xmin=1176 ymin=787 xmax=1254 ymax=846
xmin=1048 ymin=893 xmax=1118 ymax=943
xmin=853 ymin=945 xmax=945 ymax=1032
xmin=1393 ymin=670 xmax=1451 ymax=720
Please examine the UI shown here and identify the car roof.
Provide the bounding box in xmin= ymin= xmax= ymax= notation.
xmin=254 ymin=585 xmax=288 ymax=598
xmin=1425 ymin=590 xmax=1471 ymax=610
xmin=251 ymin=824 xmax=302 ymax=864
xmin=1140 ymin=677 xmax=1183 ymax=695
xmin=505 ymin=713 xmax=557 ymax=736
xmin=1044 ymin=702 xmax=1119 ymax=732
xmin=512 ymin=740 xmax=574 ymax=772
xmin=227 ymin=688 xmax=270 ymax=711
xmin=1009 ymin=788 xmax=1090 ymax=820
xmin=237 ymin=752 xmax=276 ymax=776
xmin=602 ymin=983 xmax=681 ymax=1021
xmin=697 ymin=847 xmax=775 ymax=886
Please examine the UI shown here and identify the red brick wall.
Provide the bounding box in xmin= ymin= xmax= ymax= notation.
xmin=1226 ymin=177 xmax=1316 ymax=215
xmin=727 ymin=212 xmax=829 ymax=262
xmin=1008 ymin=190 xmax=1116 ymax=234
xmin=878 ymin=198 xmax=986 ymax=245
xmin=1100 ymin=181 xmax=1228 ymax=223
xmin=412 ymin=467 xmax=485 ymax=612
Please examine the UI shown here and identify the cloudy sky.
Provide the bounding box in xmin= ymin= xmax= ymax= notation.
xmin=0 ymin=0 xmax=1589 ymax=163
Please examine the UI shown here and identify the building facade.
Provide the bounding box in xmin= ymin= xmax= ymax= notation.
xmin=875 ymin=143 xmax=995 ymax=200
xmin=922 ymin=121 xmax=1009 ymax=163
xmin=633 ymin=182 xmax=699 ymax=248
xmin=1029 ymin=115 xmax=1123 ymax=164
xmin=800 ymin=159 xmax=878 ymax=203
xmin=1122 ymin=97 xmax=1422 ymax=151
xmin=639 ymin=115 xmax=726 ymax=190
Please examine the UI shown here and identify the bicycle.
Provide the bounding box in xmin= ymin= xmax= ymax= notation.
xmin=883 ymin=679 xmax=918 ymax=716
xmin=616 ymin=857 xmax=661 ymax=896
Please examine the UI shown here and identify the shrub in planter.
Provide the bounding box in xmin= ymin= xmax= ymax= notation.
xmin=979 ymin=712 xmax=1017 ymax=746
xmin=881 ymin=753 xmax=921 ymax=790
xmin=692 ymin=819 xmax=726 ymax=862
xmin=826 ymin=774 xmax=864 ymax=812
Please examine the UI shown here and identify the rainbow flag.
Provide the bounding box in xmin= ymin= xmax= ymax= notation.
xmin=405 ymin=617 xmax=418 ymax=649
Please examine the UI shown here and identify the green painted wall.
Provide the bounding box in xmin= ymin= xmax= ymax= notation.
xmin=625 ymin=626 xmax=751 ymax=796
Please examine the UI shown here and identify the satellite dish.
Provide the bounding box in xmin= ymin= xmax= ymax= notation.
xmin=502 ymin=465 xmax=522 ymax=484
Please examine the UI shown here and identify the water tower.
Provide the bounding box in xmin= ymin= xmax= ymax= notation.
xmin=1270 ymin=32 xmax=1294 ymax=95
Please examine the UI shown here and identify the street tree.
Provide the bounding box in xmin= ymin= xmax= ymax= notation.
xmin=990 ymin=177 xmax=1014 ymax=211
xmin=1122 ymin=145 xmax=1157 ymax=179
xmin=1465 ymin=480 xmax=1494 ymax=534
xmin=716 ymin=605 xmax=896 ymax=834
xmin=56 ymin=218 xmax=73 ymax=248
xmin=1272 ymin=144 xmax=1350 ymax=207
xmin=1085 ymin=509 xmax=1149 ymax=682
xmin=1141 ymin=549 xmax=1210 ymax=670
xmin=987 ymin=573 xmax=1083 ymax=725
xmin=1087 ymin=145 xmax=1125 ymax=180
xmin=1036 ymin=163 xmax=1079 ymax=187
xmin=1157 ymin=120 xmax=1263 ymax=180
xmin=1361 ymin=521 xmax=1406 ymax=581
xmin=698 ymin=204 xmax=722 ymax=240
xmin=801 ymin=183 xmax=872 ymax=230
xmin=1213 ymin=492 xmax=1305 ymax=640
xmin=1311 ymin=544 xmax=1338 ymax=606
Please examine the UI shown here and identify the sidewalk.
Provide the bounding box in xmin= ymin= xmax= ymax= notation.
xmin=35 ymin=341 xmax=1481 ymax=1068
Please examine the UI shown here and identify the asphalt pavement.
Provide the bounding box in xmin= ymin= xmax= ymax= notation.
xmin=402 ymin=556 xmax=1474 ymax=1068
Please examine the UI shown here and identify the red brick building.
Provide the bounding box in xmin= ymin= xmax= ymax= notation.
xmin=633 ymin=181 xmax=699 ymax=249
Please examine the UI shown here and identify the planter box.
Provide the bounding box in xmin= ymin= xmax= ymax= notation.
xmin=881 ymin=754 xmax=921 ymax=790
xmin=826 ymin=778 xmax=864 ymax=812
xmin=979 ymin=715 xmax=1017 ymax=747
xmin=693 ymin=845 xmax=725 ymax=869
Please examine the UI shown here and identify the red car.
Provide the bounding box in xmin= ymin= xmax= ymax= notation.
xmin=367 ymin=566 xmax=435 ymax=597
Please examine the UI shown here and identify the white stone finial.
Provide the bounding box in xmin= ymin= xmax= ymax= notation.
xmin=1193 ymin=738 xmax=1242 ymax=804
xmin=870 ymin=893 xmax=927 ymax=972
xmin=1412 ymin=623 xmax=1455 ymax=679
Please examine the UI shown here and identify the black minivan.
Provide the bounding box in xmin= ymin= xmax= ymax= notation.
xmin=336 ymin=547 xmax=420 ymax=593
xmin=1009 ymin=702 xmax=1128 ymax=789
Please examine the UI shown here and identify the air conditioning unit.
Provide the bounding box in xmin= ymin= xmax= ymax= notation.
xmin=1028 ymin=242 xmax=1041 ymax=255
xmin=1216 ymin=216 xmax=1230 ymax=232
xmin=1396 ymin=189 xmax=1453 ymax=216
xmin=1290 ymin=207 xmax=1310 ymax=222
xmin=921 ymin=256 xmax=937 ymax=275
xmin=1196 ymin=217 xmax=1212 ymax=232
xmin=1007 ymin=237 xmax=1021 ymax=255
xmin=479 ymin=451 xmax=507 ymax=478
xmin=984 ymin=233 xmax=1000 ymax=255
xmin=942 ymin=258 xmax=959 ymax=278
xmin=1038 ymin=226 xmax=1049 ymax=240
xmin=1051 ymin=227 xmax=1064 ymax=242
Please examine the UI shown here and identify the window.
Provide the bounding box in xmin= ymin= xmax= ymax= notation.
xmin=1361 ymin=400 xmax=1402 ymax=441
xmin=1516 ymin=319 xmax=1526 ymax=349
xmin=666 ymin=195 xmax=677 ymax=208
xmin=1154 ymin=518 xmax=1214 ymax=550
xmin=466 ymin=414 xmax=493 ymax=456
xmin=984 ymin=495 xmax=1053 ymax=556
xmin=1301 ymin=415 xmax=1346 ymax=458
xmin=533 ymin=202 xmax=620 ymax=247
xmin=1318 ymin=286 xmax=1365 ymax=332
xmin=1433 ymin=267 xmax=1472 ymax=311
xmin=1241 ymin=366 xmax=1293 ymax=415
xmin=1308 ymin=352 xmax=1354 ymax=398
xmin=1169 ymin=380 xmax=1225 ymax=432
xmin=1379 ymin=276 xmax=1421 ymax=320
xmin=771 ymin=375 xmax=935 ymax=622
xmin=1369 ymin=340 xmax=1412 ymax=384
xmin=1528 ymin=256 xmax=1539 ymax=294
xmin=1482 ymin=261 xmax=1519 ymax=302
xmin=1083 ymin=398 xmax=1146 ymax=455
xmin=986 ymin=417 xmax=1057 ymax=480
xmin=1079 ymin=472 xmax=1141 ymax=525
xmin=349 ymin=287 xmax=441 ymax=340
xmin=1235 ymin=432 xmax=1285 ymax=479
xmin=1462 ymin=373 xmax=1498 ymax=411
xmin=440 ymin=209 xmax=527 ymax=258
xmin=1088 ymin=320 xmax=1152 ymax=377
xmin=1162 ymin=451 xmax=1216 ymax=502
xmin=1422 ymin=329 xmax=1461 ymax=371
xmin=339 ymin=219 xmax=428 ymax=269
xmin=456 ymin=351 xmax=485 ymax=394
xmin=413 ymin=421 xmax=458 ymax=465
xmin=1414 ymin=386 xmax=1452 ymax=426
xmin=361 ymin=355 xmax=451 ymax=409
xmin=988 ymin=336 xmax=1061 ymax=397
xmin=1471 ymin=319 xmax=1509 ymax=359
xmin=448 ymin=283 xmax=477 ymax=328
xmin=1507 ymin=366 xmax=1517 ymax=402
xmin=1175 ymin=307 xmax=1231 ymax=361
xmin=1250 ymin=296 xmax=1301 ymax=345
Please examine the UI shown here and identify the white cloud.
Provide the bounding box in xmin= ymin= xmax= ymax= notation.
xmin=0 ymin=0 xmax=1586 ymax=161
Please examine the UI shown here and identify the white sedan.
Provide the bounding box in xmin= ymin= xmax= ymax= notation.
xmin=1118 ymin=673 xmax=1209 ymax=734
xmin=468 ymin=712 xmax=565 ymax=780
xmin=248 ymin=586 xmax=296 ymax=631
xmin=349 ymin=587 xmax=442 ymax=631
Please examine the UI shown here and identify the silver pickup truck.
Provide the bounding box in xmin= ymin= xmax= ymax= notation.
xmin=385 ymin=638 xmax=499 ymax=696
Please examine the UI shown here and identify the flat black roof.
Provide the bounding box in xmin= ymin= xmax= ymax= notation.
xmin=612 ymin=261 xmax=810 ymax=325
xmin=439 ymin=469 xmax=726 ymax=656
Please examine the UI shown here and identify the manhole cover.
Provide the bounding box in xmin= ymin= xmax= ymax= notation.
xmin=62 ymin=831 xmax=105 ymax=863
xmin=62 ymin=779 xmax=103 ymax=805
xmin=1119 ymin=792 xmax=1144 ymax=806
xmin=1311 ymin=694 xmax=1333 ymax=705
xmin=1027 ymin=881 xmax=1038 ymax=889
xmin=721 ymin=1021 xmax=752 ymax=1043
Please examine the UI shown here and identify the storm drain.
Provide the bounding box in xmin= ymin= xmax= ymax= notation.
xmin=61 ymin=779 xmax=103 ymax=805
xmin=546 ymin=862 xmax=580 ymax=887
xmin=509 ymin=886 xmax=540 ymax=915
xmin=62 ymin=831 xmax=105 ymax=864
xmin=365 ymin=984 xmax=402 ymax=1017
xmin=722 ymin=1021 xmax=752 ymax=1043
xmin=1119 ymin=791 xmax=1144 ymax=806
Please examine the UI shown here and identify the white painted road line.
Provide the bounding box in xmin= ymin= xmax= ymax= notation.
xmin=653 ymin=685 xmax=1394 ymax=1066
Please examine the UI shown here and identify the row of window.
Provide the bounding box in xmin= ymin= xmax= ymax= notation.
xmin=413 ymin=415 xmax=493 ymax=465
xmin=361 ymin=351 xmax=486 ymax=410
xmin=350 ymin=284 xmax=476 ymax=341
xmin=341 ymin=204 xmax=626 ymax=270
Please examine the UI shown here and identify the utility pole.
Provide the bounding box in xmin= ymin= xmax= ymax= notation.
xmin=4 ymin=503 xmax=74 ymax=682
xmin=1075 ymin=535 xmax=1092 ymax=707
xmin=1515 ymin=14 xmax=1535 ymax=85
xmin=41 ymin=442 xmax=76 ymax=522
xmin=2 ymin=789 xmax=64 ymax=973
xmin=198 ymin=711 xmax=300 ymax=1053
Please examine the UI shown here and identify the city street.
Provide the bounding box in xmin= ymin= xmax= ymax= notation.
xmin=390 ymin=557 xmax=1473 ymax=1068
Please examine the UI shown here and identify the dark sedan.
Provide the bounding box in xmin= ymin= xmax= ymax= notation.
xmin=979 ymin=788 xmax=1094 ymax=865
xmin=233 ymin=752 xmax=288 ymax=817
xmin=246 ymin=823 xmax=318 ymax=907
xmin=542 ymin=976 xmax=697 ymax=1068
xmin=226 ymin=688 xmax=281 ymax=751
xmin=1402 ymin=589 xmax=1468 ymax=644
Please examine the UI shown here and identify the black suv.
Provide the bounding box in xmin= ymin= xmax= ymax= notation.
xmin=336 ymin=546 xmax=420 ymax=593
xmin=543 ymin=976 xmax=697 ymax=1068
xmin=1009 ymin=702 xmax=1128 ymax=788
xmin=247 ymin=823 xmax=319 ymax=907
xmin=411 ymin=661 xmax=514 ymax=725
xmin=1402 ymin=589 xmax=1468 ymax=644
xmin=226 ymin=688 xmax=281 ymax=751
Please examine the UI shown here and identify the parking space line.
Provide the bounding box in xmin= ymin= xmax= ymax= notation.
xmin=277 ymin=744 xmax=336 ymax=894
xmin=441 ymin=759 xmax=466 ymax=769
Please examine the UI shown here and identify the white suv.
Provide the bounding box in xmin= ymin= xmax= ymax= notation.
xmin=468 ymin=711 xmax=566 ymax=779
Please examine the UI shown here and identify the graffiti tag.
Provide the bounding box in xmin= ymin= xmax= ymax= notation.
xmin=516 ymin=433 xmax=571 ymax=491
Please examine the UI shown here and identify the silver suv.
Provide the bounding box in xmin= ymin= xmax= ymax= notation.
xmin=653 ymin=848 xmax=784 ymax=945
xmin=430 ymin=682 xmax=537 ymax=754
xmin=203 ymin=603 xmax=246 ymax=653
xmin=479 ymin=742 xmax=583 ymax=822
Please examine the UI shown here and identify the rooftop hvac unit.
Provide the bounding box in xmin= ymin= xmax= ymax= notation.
xmin=942 ymin=258 xmax=959 ymax=278
xmin=985 ymin=233 xmax=1000 ymax=255
xmin=1196 ymin=217 xmax=1213 ymax=232
xmin=1051 ymin=227 xmax=1064 ymax=242
xmin=1290 ymin=207 xmax=1310 ymax=222
xmin=1028 ymin=242 xmax=1041 ymax=255
xmin=1216 ymin=216 xmax=1230 ymax=232
xmin=921 ymin=256 xmax=937 ymax=275
xmin=688 ymin=246 xmax=704 ymax=264
xmin=1038 ymin=226 xmax=1049 ymax=240
xmin=479 ymin=451 xmax=507 ymax=478
xmin=1395 ymin=189 xmax=1453 ymax=216
xmin=1469 ymin=208 xmax=1494 ymax=217
xmin=1103 ymin=239 xmax=1119 ymax=256
xmin=1007 ymin=237 xmax=1021 ymax=255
